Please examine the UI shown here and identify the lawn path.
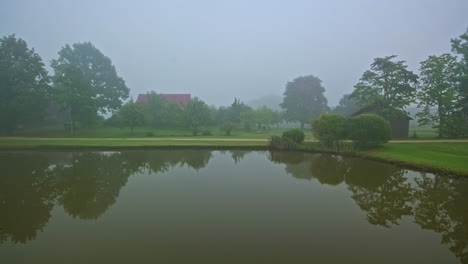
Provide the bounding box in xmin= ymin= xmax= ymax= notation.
xmin=1 ymin=137 xmax=468 ymax=143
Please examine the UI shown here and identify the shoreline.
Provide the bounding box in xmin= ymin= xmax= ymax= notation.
xmin=0 ymin=141 xmax=467 ymax=178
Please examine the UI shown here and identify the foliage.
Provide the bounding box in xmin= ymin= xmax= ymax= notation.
xmin=228 ymin=98 xmax=252 ymax=126
xmin=253 ymin=106 xmax=277 ymax=130
xmin=332 ymin=94 xmax=360 ymax=116
xmin=221 ymin=122 xmax=235 ymax=135
xmin=119 ymin=99 xmax=145 ymax=133
xmin=201 ymin=130 xmax=212 ymax=136
xmin=268 ymin=135 xmax=298 ymax=150
xmin=416 ymin=54 xmax=462 ymax=138
xmin=281 ymin=75 xmax=329 ymax=128
xmin=351 ymin=55 xmax=418 ymax=112
xmin=0 ymin=35 xmax=50 ymax=134
xmin=347 ymin=114 xmax=391 ymax=149
xmin=312 ymin=114 xmax=346 ymax=147
xmin=282 ymin=129 xmax=305 ymax=144
xmin=451 ymin=27 xmax=468 ymax=137
xmin=184 ymin=97 xmax=210 ymax=135
xmin=51 ymin=42 xmax=129 ymax=133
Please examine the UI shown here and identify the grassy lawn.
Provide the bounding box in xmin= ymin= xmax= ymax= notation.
xmin=408 ymin=123 xmax=438 ymax=139
xmin=0 ymin=138 xmax=268 ymax=148
xmin=13 ymin=125 xmax=315 ymax=139
xmin=364 ymin=143 xmax=468 ymax=175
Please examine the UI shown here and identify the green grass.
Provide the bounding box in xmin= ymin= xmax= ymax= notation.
xmin=0 ymin=138 xmax=268 ymax=148
xmin=408 ymin=123 xmax=438 ymax=139
xmin=13 ymin=125 xmax=315 ymax=139
xmin=364 ymin=143 xmax=468 ymax=175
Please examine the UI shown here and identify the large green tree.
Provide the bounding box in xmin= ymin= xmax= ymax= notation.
xmin=351 ymin=55 xmax=418 ymax=113
xmin=417 ymin=54 xmax=462 ymax=138
xmin=0 ymin=35 xmax=50 ymax=134
xmin=451 ymin=27 xmax=468 ymax=136
xmin=51 ymin=42 xmax=129 ymax=133
xmin=184 ymin=97 xmax=210 ymax=135
xmin=281 ymin=75 xmax=329 ymax=129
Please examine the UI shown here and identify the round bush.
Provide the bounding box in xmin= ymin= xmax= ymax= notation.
xmin=312 ymin=114 xmax=346 ymax=147
xmin=347 ymin=114 xmax=391 ymax=149
xmin=282 ymin=129 xmax=305 ymax=144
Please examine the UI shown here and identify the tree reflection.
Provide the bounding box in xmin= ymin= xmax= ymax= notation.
xmin=0 ymin=150 xmax=213 ymax=243
xmin=229 ymin=150 xmax=248 ymax=164
xmin=414 ymin=174 xmax=468 ymax=263
xmin=269 ymin=152 xmax=347 ymax=185
xmin=0 ymin=152 xmax=57 ymax=243
xmin=348 ymin=170 xmax=414 ymax=227
xmin=54 ymin=152 xmax=132 ymax=219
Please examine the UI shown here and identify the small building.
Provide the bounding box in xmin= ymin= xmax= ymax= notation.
xmin=350 ymin=104 xmax=412 ymax=139
xmin=136 ymin=93 xmax=191 ymax=105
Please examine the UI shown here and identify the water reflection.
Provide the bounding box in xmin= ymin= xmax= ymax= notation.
xmin=1 ymin=150 xmax=467 ymax=262
xmin=269 ymin=151 xmax=468 ymax=263
xmin=0 ymin=150 xmax=213 ymax=243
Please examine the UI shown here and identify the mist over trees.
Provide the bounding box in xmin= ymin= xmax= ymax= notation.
xmin=281 ymin=75 xmax=329 ymax=129
xmin=1 ymin=27 xmax=468 ymax=138
xmin=417 ymin=54 xmax=461 ymax=138
xmin=0 ymin=35 xmax=50 ymax=135
xmin=351 ymin=55 xmax=418 ymax=114
xmin=332 ymin=94 xmax=360 ymax=116
xmin=51 ymin=42 xmax=129 ymax=134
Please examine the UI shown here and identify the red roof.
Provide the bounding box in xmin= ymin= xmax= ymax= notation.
xmin=136 ymin=93 xmax=191 ymax=105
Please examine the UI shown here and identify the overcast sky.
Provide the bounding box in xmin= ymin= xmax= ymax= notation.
xmin=1 ymin=0 xmax=467 ymax=106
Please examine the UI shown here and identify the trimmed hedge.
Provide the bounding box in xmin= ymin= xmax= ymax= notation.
xmin=282 ymin=129 xmax=305 ymax=144
xmin=347 ymin=113 xmax=391 ymax=149
xmin=312 ymin=114 xmax=346 ymax=147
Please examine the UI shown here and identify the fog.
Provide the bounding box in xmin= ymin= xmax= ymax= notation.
xmin=1 ymin=0 xmax=467 ymax=106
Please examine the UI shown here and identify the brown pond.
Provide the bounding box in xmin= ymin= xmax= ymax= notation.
xmin=0 ymin=150 xmax=467 ymax=263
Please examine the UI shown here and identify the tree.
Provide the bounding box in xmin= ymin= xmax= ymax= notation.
xmin=332 ymin=93 xmax=360 ymax=116
xmin=416 ymin=54 xmax=462 ymax=138
xmin=0 ymin=35 xmax=49 ymax=134
xmin=228 ymin=98 xmax=252 ymax=126
xmin=184 ymin=97 xmax=210 ymax=135
xmin=253 ymin=106 xmax=276 ymax=130
xmin=51 ymin=65 xmax=96 ymax=135
xmin=451 ymin=27 xmax=468 ymax=136
xmin=281 ymin=75 xmax=329 ymax=129
xmin=119 ymin=99 xmax=144 ymax=134
xmin=51 ymin=42 xmax=129 ymax=133
xmin=142 ymin=92 xmax=169 ymax=128
xmin=351 ymin=55 xmax=418 ymax=114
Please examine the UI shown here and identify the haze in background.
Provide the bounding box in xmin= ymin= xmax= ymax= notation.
xmin=1 ymin=0 xmax=467 ymax=106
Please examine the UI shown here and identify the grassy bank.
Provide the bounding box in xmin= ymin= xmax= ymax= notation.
xmin=0 ymin=138 xmax=466 ymax=176
xmin=362 ymin=143 xmax=468 ymax=176
xmin=0 ymin=138 xmax=268 ymax=148
xmin=13 ymin=125 xmax=315 ymax=139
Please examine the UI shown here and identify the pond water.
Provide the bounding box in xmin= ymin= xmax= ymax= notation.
xmin=0 ymin=150 xmax=467 ymax=263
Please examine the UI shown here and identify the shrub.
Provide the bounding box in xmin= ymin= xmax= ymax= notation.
xmin=282 ymin=129 xmax=305 ymax=144
xmin=269 ymin=135 xmax=298 ymax=150
xmin=312 ymin=114 xmax=346 ymax=147
xmin=347 ymin=114 xmax=391 ymax=149
xmin=146 ymin=131 xmax=155 ymax=137
xmin=221 ymin=122 xmax=235 ymax=136
xmin=202 ymin=130 xmax=212 ymax=136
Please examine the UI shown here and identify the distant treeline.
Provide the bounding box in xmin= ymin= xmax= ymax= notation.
xmin=1 ymin=27 xmax=467 ymax=138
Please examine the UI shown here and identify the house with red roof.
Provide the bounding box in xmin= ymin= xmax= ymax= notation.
xmin=136 ymin=93 xmax=191 ymax=106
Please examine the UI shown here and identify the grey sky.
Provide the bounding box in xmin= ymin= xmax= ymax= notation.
xmin=1 ymin=0 xmax=467 ymax=106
